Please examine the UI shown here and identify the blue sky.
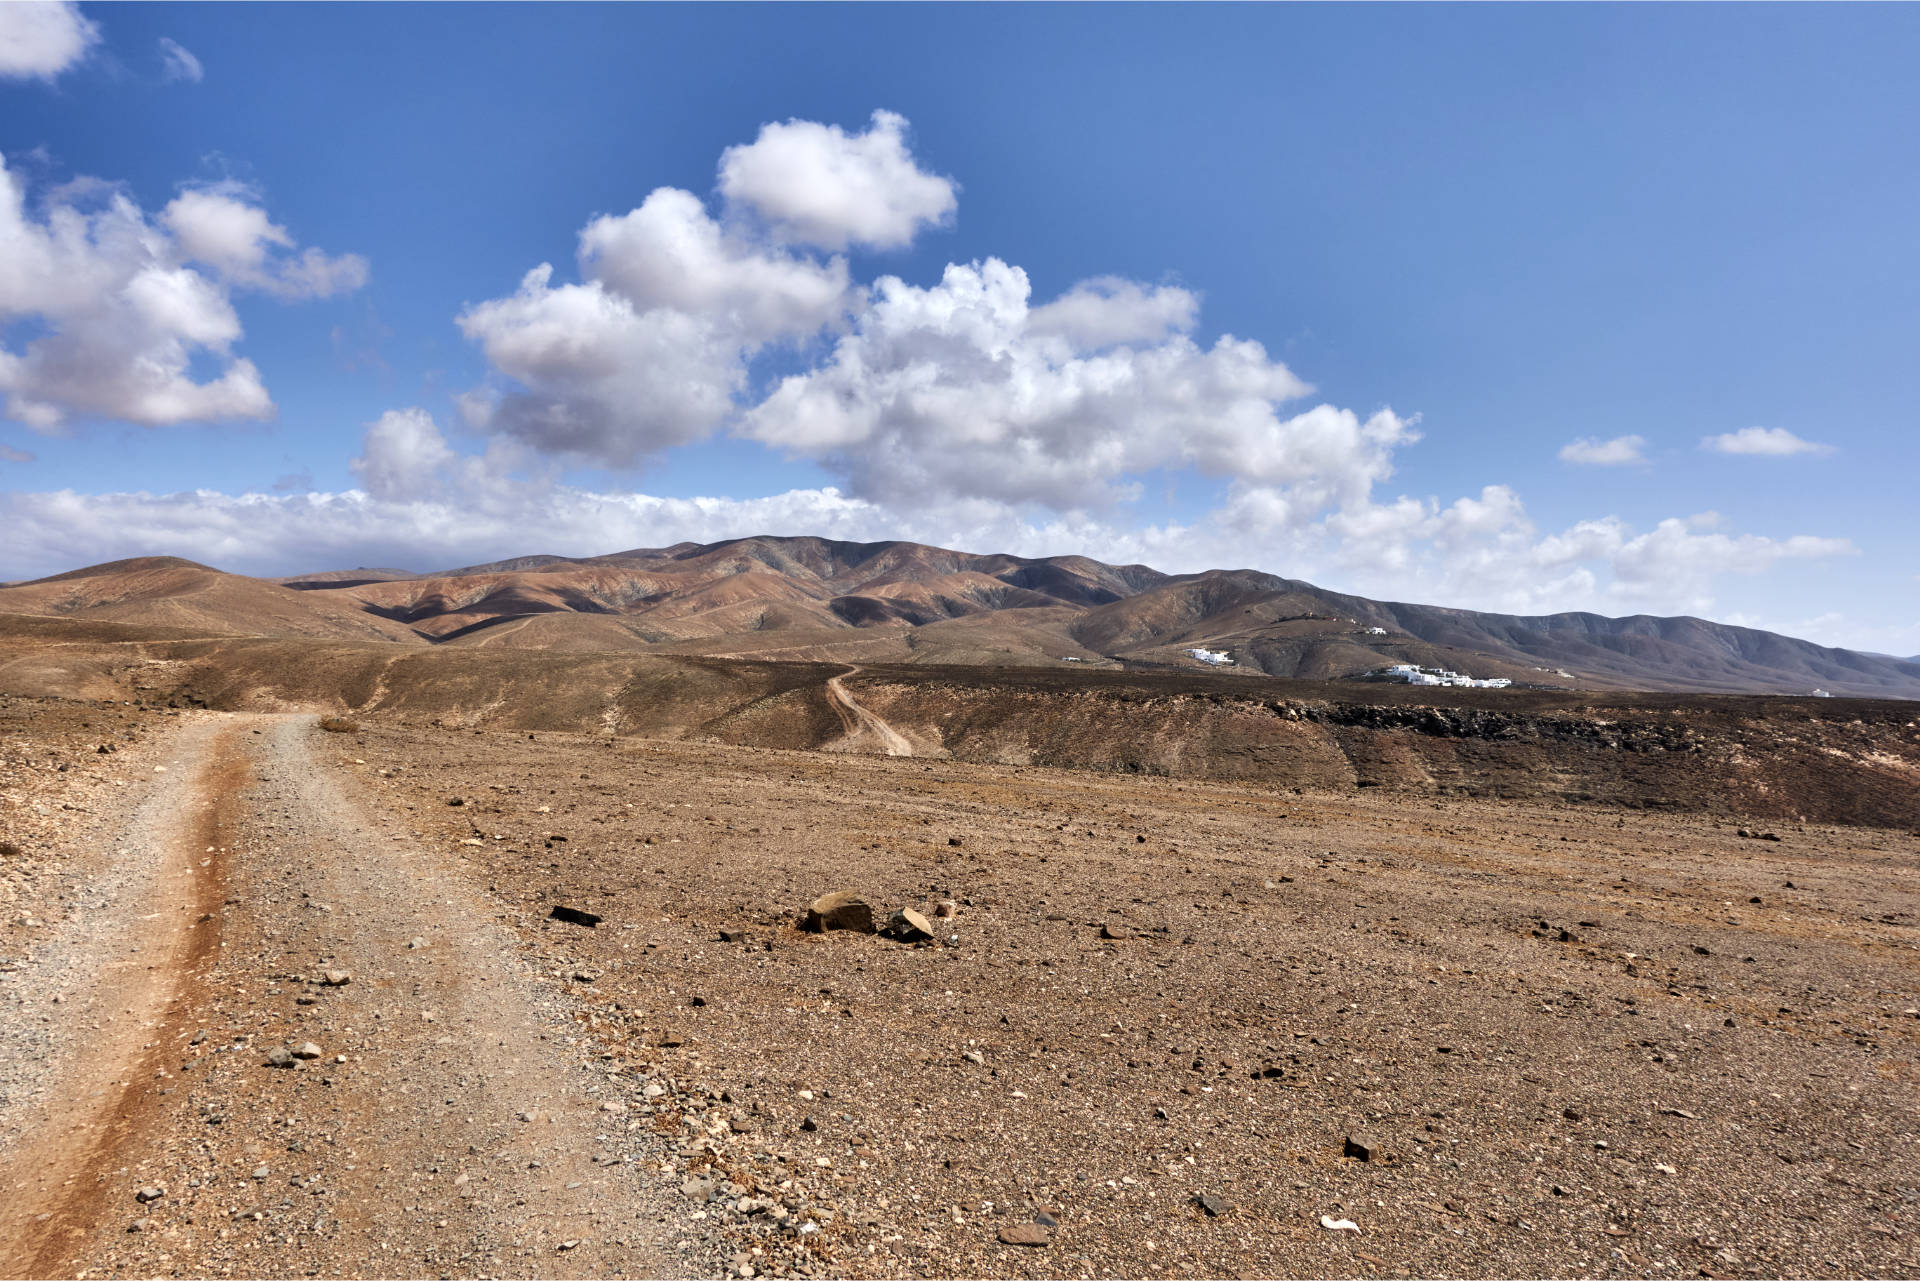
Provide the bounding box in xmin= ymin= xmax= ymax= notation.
xmin=1 ymin=2 xmax=1915 ymax=653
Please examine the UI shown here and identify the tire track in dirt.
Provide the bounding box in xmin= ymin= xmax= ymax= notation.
xmin=1 ymin=715 xmax=703 ymax=1278
xmin=0 ymin=717 xmax=243 ymax=1276
xmin=822 ymin=668 xmax=913 ymax=757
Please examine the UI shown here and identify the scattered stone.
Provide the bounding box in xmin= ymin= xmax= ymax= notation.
xmin=447 ymin=797 xmax=465 ymax=807
xmin=800 ymin=1115 xmax=818 ymax=1132
xmin=934 ymin=900 xmax=958 ymax=918
xmin=1562 ymin=1107 xmax=1585 ymax=1122
xmin=1196 ymin=1194 xmax=1233 ymax=1217
xmin=549 ymin=905 xmax=603 ymax=928
xmin=1320 ymin=1214 xmax=1360 ymax=1233
xmin=252 ymin=1165 xmax=269 ymax=1180
xmin=997 ymin=1223 xmax=1052 ymax=1247
xmin=718 ymin=928 xmax=747 ymax=943
xmin=128 ymin=1217 xmax=150 ymax=1233
xmin=885 ymin=907 xmax=935 ymax=943
xmin=292 ymin=1041 xmax=322 ymax=1060
xmin=321 ymin=970 xmax=351 ymax=986
xmin=1343 ymin=1133 xmax=1387 ymax=1162
xmin=1099 ymin=922 xmax=1130 ymax=940
xmin=558 ymin=1239 xmax=580 ymax=1252
xmin=1653 ymin=1162 xmax=1679 ymax=1175
xmin=134 ymin=1185 xmax=166 ymax=1204
xmin=801 ymin=890 xmax=876 ymax=934
xmin=1034 ymin=1210 xmax=1059 ymax=1227
xmin=265 ymin=1046 xmax=296 ymax=1069
xmin=948 ymin=837 xmax=964 ymax=847
xmin=962 ymin=1050 xmax=986 ymax=1066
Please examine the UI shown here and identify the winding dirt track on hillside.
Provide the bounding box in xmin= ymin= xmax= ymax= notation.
xmin=0 ymin=714 xmax=696 ymax=1279
xmin=822 ymin=667 xmax=912 ymax=757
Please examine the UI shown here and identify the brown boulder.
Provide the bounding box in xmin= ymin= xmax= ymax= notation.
xmin=802 ymin=890 xmax=876 ymax=933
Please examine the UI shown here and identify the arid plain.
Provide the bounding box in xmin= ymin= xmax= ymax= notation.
xmin=0 ymin=546 xmax=1916 ymax=1280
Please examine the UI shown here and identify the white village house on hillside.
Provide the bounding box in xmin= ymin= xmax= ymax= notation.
xmin=1378 ymin=664 xmax=1511 ymax=689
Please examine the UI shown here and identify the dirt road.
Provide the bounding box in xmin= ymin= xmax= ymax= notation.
xmin=0 ymin=718 xmax=242 ymax=1275
xmin=822 ymin=669 xmax=913 ymax=757
xmin=0 ymin=714 xmax=712 ymax=1279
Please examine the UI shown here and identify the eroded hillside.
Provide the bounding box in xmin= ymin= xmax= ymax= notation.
xmin=4 ymin=618 xmax=1913 ymax=830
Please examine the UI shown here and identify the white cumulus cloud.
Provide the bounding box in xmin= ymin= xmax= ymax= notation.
xmin=456 ymin=264 xmax=755 ymax=464
xmin=350 ymin=408 xmax=458 ymax=502
xmin=456 ymin=131 xmax=878 ymax=466
xmin=0 ymin=155 xmax=367 ymax=431
xmin=741 ymin=257 xmax=1397 ymax=514
xmin=157 ymin=36 xmax=202 ymax=83
xmin=163 ymin=186 xmax=367 ymax=298
xmin=718 ymin=109 xmax=956 ymax=252
xmin=1702 ymin=426 xmax=1832 ymax=457
xmin=0 ymin=1 xmax=98 ymax=81
xmin=577 ymin=187 xmax=848 ymax=344
xmin=1558 ymin=434 xmax=1646 ymax=466
xmin=1027 ymin=277 xmax=1199 ymax=350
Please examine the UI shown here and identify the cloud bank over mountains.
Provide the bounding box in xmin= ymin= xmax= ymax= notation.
xmin=0 ymin=103 xmax=1860 ymax=631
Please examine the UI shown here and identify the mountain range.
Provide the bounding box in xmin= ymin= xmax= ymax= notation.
xmin=4 ymin=536 xmax=1915 ymax=699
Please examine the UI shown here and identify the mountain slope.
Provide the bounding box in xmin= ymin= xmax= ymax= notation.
xmin=4 ymin=541 xmax=1914 ymax=699
xmin=0 ymin=557 xmax=423 ymax=644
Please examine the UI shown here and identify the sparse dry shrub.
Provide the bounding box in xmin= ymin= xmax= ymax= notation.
xmin=317 ymin=716 xmax=361 ymax=733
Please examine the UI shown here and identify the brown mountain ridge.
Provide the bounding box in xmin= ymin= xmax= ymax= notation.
xmin=2 ymin=536 xmax=1914 ymax=698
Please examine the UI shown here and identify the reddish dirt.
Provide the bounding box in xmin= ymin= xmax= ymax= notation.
xmin=0 ymin=718 xmax=240 ymax=1274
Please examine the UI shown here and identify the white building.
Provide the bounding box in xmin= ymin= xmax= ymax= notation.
xmin=1379 ymin=663 xmax=1511 ymax=689
xmin=1187 ymin=648 xmax=1232 ymax=666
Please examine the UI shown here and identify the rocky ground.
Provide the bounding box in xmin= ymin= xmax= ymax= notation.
xmin=1 ymin=696 xmax=1917 ymax=1279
